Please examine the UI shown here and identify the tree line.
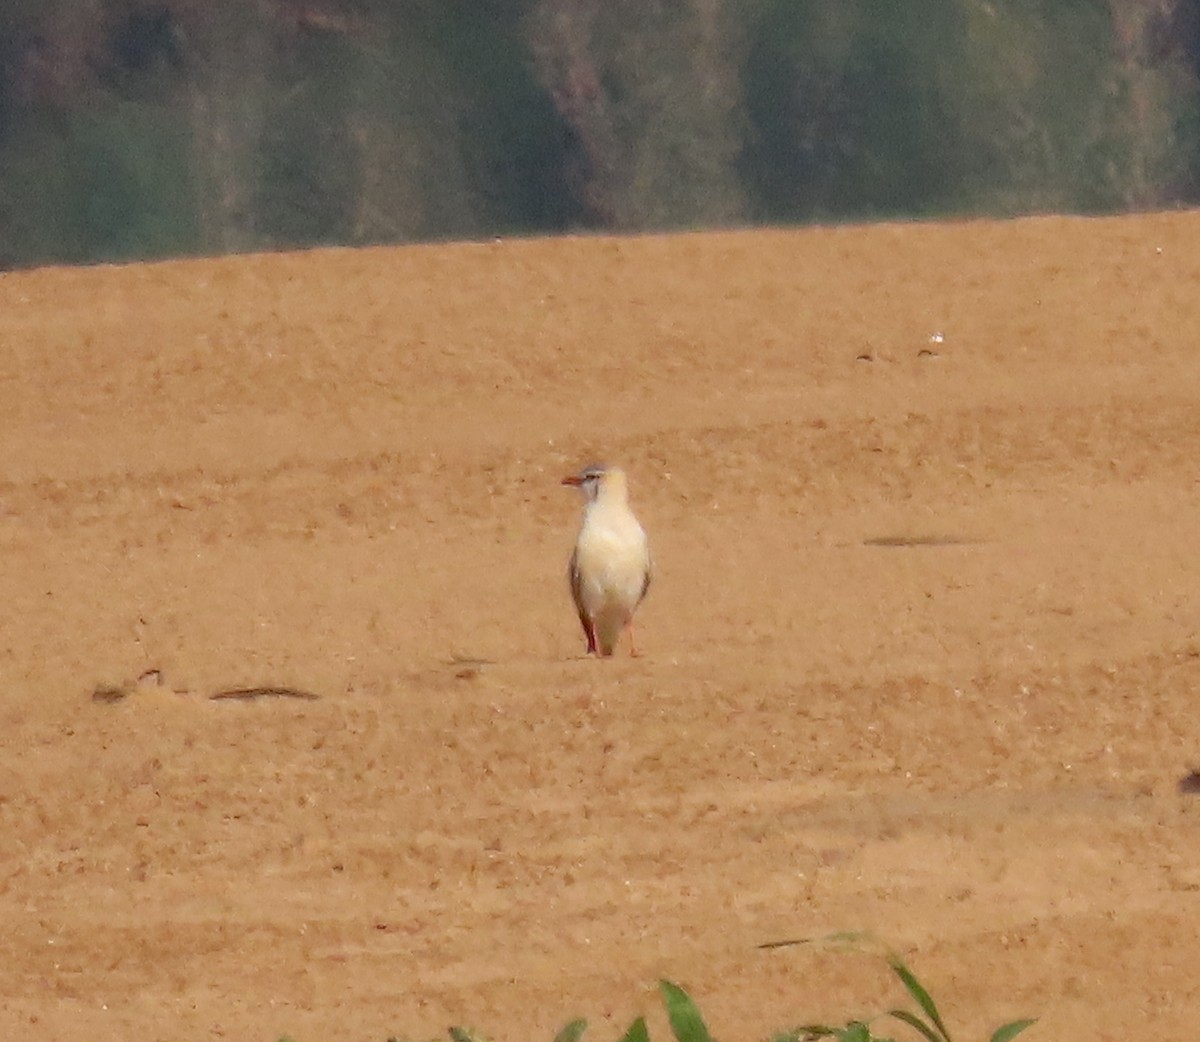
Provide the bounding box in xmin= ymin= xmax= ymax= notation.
xmin=0 ymin=0 xmax=1197 ymax=267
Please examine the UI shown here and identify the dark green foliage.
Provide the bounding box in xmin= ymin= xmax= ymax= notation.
xmin=887 ymin=956 xmax=953 ymax=1042
xmin=987 ymin=1022 xmax=1037 ymax=1042
xmin=617 ymin=1017 xmax=651 ymax=1042
xmin=660 ymin=980 xmax=714 ymax=1042
xmin=72 ymin=99 xmax=197 ymax=261
xmin=255 ymin=27 xmax=363 ymax=246
xmin=553 ymin=1019 xmax=589 ymax=1042
xmin=0 ymin=97 xmax=197 ymax=266
xmin=280 ymin=950 xmax=1035 ymax=1042
xmin=768 ymin=939 xmax=1037 ymax=1042
xmin=0 ymin=1 xmax=1197 ymax=267
xmin=743 ymin=0 xmax=969 ymax=221
xmin=400 ymin=0 xmax=579 ymax=231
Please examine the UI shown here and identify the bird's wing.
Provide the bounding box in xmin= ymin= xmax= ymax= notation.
xmin=639 ymin=546 xmax=653 ymax=604
xmin=568 ymin=545 xmax=588 ymax=621
xmin=568 ymin=545 xmax=598 ymax=652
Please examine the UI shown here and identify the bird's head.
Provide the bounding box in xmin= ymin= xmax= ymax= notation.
xmin=562 ymin=463 xmax=627 ymax=504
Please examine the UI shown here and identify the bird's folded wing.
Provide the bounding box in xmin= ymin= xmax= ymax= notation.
xmin=568 ymin=546 xmax=587 ymax=615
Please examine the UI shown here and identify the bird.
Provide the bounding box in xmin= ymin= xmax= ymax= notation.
xmin=562 ymin=463 xmax=652 ymax=658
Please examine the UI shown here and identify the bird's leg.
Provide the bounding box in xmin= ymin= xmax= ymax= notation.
xmin=576 ymin=608 xmax=599 ymax=656
xmin=626 ymin=619 xmax=642 ymax=658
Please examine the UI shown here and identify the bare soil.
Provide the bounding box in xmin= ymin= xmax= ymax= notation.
xmin=2 ymin=213 xmax=1200 ymax=1042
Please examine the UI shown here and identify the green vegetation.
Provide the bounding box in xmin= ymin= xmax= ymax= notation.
xmin=279 ymin=937 xmax=1035 ymax=1042
xmin=767 ymin=940 xmax=1036 ymax=1042
xmin=1 ymin=0 xmax=1197 ymax=267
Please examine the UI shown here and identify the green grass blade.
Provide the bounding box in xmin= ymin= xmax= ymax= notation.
xmin=554 ymin=1019 xmax=588 ymax=1042
xmin=758 ymin=930 xmax=882 ymax=953
xmin=988 ymin=1019 xmax=1037 ymax=1042
xmin=888 ymin=960 xmax=952 ymax=1042
xmin=659 ymin=980 xmax=714 ymax=1042
xmin=887 ymin=1009 xmax=944 ymax=1042
xmin=617 ymin=1016 xmax=650 ymax=1042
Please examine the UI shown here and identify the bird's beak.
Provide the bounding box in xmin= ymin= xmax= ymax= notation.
xmin=561 ymin=475 xmax=583 ymax=487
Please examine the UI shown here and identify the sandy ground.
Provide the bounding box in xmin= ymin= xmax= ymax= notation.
xmin=2 ymin=212 xmax=1200 ymax=1042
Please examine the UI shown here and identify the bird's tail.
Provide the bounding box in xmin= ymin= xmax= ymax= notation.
xmin=595 ymin=614 xmax=626 ymax=658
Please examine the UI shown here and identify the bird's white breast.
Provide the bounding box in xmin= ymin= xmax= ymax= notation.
xmin=575 ymin=503 xmax=649 ymax=612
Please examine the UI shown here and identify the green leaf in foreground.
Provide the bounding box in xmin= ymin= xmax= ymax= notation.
xmin=888 ymin=960 xmax=952 ymax=1042
xmin=837 ymin=1023 xmax=879 ymax=1042
xmin=617 ymin=1016 xmax=650 ymax=1042
xmin=659 ymin=980 xmax=714 ymax=1042
xmin=989 ymin=1019 xmax=1037 ymax=1042
xmin=553 ymin=1018 xmax=588 ymax=1042
xmin=785 ymin=1023 xmax=884 ymax=1042
xmin=887 ymin=1009 xmax=945 ymax=1042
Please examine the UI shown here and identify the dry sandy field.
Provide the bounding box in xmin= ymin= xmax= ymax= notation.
xmin=2 ymin=212 xmax=1199 ymax=1042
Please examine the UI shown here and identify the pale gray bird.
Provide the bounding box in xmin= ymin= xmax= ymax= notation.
xmin=562 ymin=463 xmax=652 ymax=657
